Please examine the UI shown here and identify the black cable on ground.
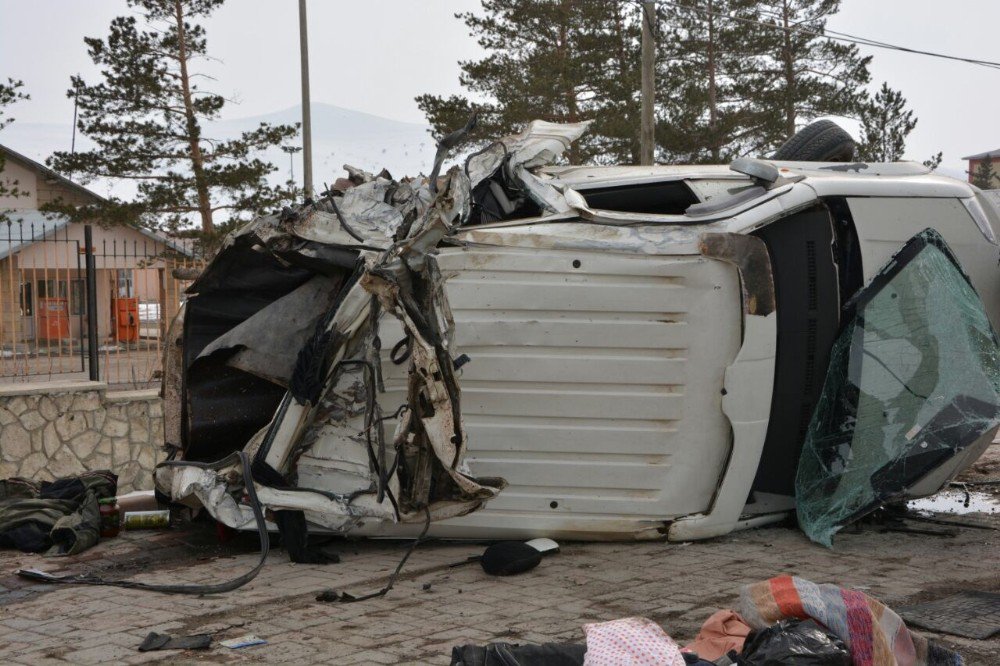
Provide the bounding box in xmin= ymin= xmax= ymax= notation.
xmin=316 ymin=506 xmax=432 ymax=603
xmin=16 ymin=451 xmax=270 ymax=595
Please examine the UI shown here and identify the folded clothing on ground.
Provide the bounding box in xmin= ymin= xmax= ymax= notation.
xmin=683 ymin=609 xmax=751 ymax=660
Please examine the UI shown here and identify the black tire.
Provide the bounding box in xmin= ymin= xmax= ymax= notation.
xmin=771 ymin=120 xmax=856 ymax=162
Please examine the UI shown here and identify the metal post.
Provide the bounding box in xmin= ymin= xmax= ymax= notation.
xmin=84 ymin=225 xmax=99 ymax=381
xmin=282 ymin=144 xmax=302 ymax=187
xmin=640 ymin=1 xmax=656 ymax=166
xmin=298 ymin=0 xmax=313 ymax=198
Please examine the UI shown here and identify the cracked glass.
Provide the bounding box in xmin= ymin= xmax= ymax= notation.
xmin=796 ymin=229 xmax=1000 ymax=546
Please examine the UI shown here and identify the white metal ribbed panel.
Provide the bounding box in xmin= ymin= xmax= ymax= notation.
xmin=369 ymin=244 xmax=742 ymax=539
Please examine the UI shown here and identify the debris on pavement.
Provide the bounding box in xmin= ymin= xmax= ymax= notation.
xmin=219 ymin=634 xmax=268 ymax=649
xmin=0 ymin=471 xmax=117 ymax=555
xmin=736 ymin=576 xmax=964 ymax=665
xmin=451 ymin=574 xmax=970 ymax=665
xmin=122 ymin=509 xmax=170 ymax=530
xmin=682 ymin=610 xmax=751 ymax=661
xmin=97 ymin=497 xmax=120 ymax=538
xmin=450 ymin=642 xmax=586 ymax=666
xmin=739 ymin=619 xmax=850 ymax=666
xmin=480 ymin=541 xmax=542 ymax=576
xmin=524 ymin=537 xmax=560 ymax=555
xmin=115 ymin=489 xmax=160 ymax=513
xmin=583 ymin=617 xmax=686 ymax=665
xmin=137 ymin=631 xmax=212 ymax=652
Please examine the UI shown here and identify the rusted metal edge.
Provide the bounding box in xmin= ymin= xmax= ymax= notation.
xmin=699 ymin=232 xmax=775 ymax=316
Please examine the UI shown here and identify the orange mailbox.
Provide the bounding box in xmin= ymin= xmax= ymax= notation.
xmin=112 ymin=297 xmax=140 ymax=343
xmin=38 ymin=297 xmax=70 ymax=341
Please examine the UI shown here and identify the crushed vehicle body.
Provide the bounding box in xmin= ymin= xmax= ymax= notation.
xmin=157 ymin=121 xmax=1000 ymax=544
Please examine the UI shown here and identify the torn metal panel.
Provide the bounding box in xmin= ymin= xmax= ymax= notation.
xmin=184 ymin=166 xmax=504 ymax=533
xmin=464 ymin=120 xmax=591 ymax=223
xmin=196 ymin=274 xmax=344 ymax=386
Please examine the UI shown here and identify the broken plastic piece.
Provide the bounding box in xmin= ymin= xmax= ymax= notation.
xmin=796 ymin=229 xmax=1000 ymax=546
xmin=138 ymin=632 xmax=211 ymax=652
xmin=220 ymin=634 xmax=267 ymax=649
xmin=524 ymin=537 xmax=560 ymax=554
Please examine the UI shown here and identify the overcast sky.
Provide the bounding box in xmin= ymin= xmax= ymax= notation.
xmin=1 ymin=0 xmax=996 ymax=173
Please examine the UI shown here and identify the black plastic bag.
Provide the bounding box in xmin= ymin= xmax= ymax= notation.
xmin=450 ymin=642 xmax=585 ymax=666
xmin=741 ymin=619 xmax=851 ymax=665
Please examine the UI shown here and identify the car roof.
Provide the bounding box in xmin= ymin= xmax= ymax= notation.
xmin=541 ymin=160 xmax=974 ymax=200
xmin=542 ymin=160 xmax=931 ymax=185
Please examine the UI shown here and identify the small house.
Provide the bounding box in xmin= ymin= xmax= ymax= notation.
xmin=0 ymin=144 xmax=191 ymax=351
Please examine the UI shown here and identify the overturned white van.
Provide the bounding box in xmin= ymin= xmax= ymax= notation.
xmin=156 ymin=121 xmax=1000 ymax=546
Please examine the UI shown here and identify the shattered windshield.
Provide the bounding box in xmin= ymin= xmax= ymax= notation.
xmin=796 ymin=229 xmax=1000 ymax=546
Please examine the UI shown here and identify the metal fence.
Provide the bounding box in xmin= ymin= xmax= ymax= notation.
xmin=0 ymin=219 xmax=202 ymax=388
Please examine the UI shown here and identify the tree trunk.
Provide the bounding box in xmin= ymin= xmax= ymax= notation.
xmin=558 ymin=1 xmax=580 ymax=165
xmin=174 ymin=0 xmax=213 ymax=234
xmin=780 ymin=0 xmax=797 ymax=140
xmin=707 ymin=0 xmax=719 ymax=162
xmin=613 ymin=6 xmax=640 ymax=164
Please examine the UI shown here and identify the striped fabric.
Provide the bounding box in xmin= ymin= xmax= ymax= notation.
xmin=737 ymin=576 xmax=963 ymax=666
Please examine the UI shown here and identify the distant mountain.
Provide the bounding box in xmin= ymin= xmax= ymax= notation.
xmin=213 ymin=104 xmax=436 ymax=183
xmin=0 ymin=102 xmax=436 ymax=196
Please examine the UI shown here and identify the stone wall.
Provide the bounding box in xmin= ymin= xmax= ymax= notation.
xmin=0 ymin=381 xmax=164 ymax=493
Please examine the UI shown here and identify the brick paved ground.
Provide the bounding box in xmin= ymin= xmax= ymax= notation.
xmin=1 ymin=477 xmax=998 ymax=664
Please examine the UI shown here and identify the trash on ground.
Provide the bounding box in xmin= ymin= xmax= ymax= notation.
xmin=98 ymin=498 xmax=120 ymax=538
xmin=219 ymin=634 xmax=267 ymax=649
xmin=122 ymin=509 xmax=171 ymax=530
xmin=452 ymin=574 xmax=967 ymax=665
xmin=115 ymin=490 xmax=160 ymax=513
xmin=898 ymin=591 xmax=1000 ymax=640
xmin=739 ymin=619 xmax=850 ymax=665
xmin=524 ymin=537 xmax=560 ymax=555
xmin=907 ymin=488 xmax=1000 ymax=515
xmin=583 ymin=617 xmax=686 ymax=666
xmin=138 ymin=631 xmax=212 ymax=652
xmin=0 ymin=471 xmax=117 ymax=555
xmin=450 ymin=642 xmax=586 ymax=666
xmin=480 ymin=541 xmax=542 ymax=576
xmin=682 ymin=610 xmax=751 ymax=661
xmin=737 ymin=575 xmax=963 ymax=665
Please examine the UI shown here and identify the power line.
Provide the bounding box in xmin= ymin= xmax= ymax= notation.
xmin=652 ymin=0 xmax=1000 ymax=71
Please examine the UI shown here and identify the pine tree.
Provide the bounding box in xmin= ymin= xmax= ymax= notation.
xmin=972 ymin=156 xmax=999 ymax=189
xmin=750 ymin=0 xmax=872 ymax=153
xmin=658 ymin=0 xmax=770 ymax=162
xmin=923 ymin=152 xmax=943 ymax=171
xmin=47 ymin=0 xmax=298 ymax=236
xmin=415 ymin=1 xmax=642 ymax=165
xmin=0 ymin=78 xmax=30 ymax=216
xmin=857 ymin=82 xmax=917 ymax=162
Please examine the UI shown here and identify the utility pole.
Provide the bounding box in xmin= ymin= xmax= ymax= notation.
xmin=640 ymin=1 xmax=656 ymax=165
xmin=298 ymin=0 xmax=313 ymax=198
